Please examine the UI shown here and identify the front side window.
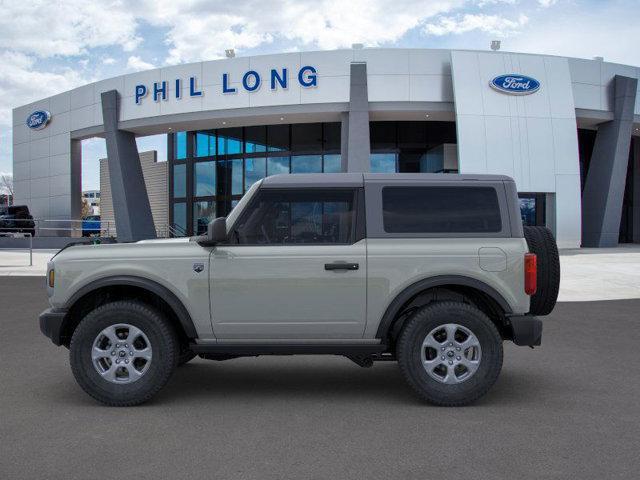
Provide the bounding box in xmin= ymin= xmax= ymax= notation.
xmin=232 ymin=189 xmax=356 ymax=245
xmin=382 ymin=186 xmax=502 ymax=234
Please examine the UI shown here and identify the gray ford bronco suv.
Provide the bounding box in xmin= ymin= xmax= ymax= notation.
xmin=40 ymin=173 xmax=560 ymax=406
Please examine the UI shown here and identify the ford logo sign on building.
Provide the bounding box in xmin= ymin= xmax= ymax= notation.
xmin=26 ymin=110 xmax=51 ymax=130
xmin=490 ymin=74 xmax=540 ymax=95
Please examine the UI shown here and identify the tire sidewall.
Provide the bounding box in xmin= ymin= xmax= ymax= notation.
xmin=398 ymin=303 xmax=503 ymax=404
xmin=70 ymin=302 xmax=177 ymax=405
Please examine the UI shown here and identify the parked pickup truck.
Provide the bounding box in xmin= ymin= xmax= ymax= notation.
xmin=39 ymin=173 xmax=560 ymax=406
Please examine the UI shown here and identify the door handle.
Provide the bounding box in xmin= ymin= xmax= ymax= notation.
xmin=324 ymin=262 xmax=359 ymax=271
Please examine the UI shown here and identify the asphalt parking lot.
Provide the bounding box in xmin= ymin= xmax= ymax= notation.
xmin=1 ymin=277 xmax=639 ymax=479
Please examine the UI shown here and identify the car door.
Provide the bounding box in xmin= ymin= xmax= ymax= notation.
xmin=210 ymin=187 xmax=367 ymax=339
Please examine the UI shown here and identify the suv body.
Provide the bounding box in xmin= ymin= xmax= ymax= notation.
xmin=40 ymin=173 xmax=549 ymax=406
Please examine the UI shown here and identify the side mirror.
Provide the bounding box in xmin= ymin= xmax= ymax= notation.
xmin=207 ymin=217 xmax=227 ymax=244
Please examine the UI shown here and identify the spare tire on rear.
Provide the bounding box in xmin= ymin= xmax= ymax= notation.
xmin=523 ymin=226 xmax=560 ymax=316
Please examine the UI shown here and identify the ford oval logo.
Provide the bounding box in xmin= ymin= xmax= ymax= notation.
xmin=26 ymin=110 xmax=51 ymax=130
xmin=490 ymin=74 xmax=540 ymax=95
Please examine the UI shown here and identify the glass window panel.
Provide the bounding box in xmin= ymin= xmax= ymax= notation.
xmin=291 ymin=123 xmax=322 ymax=152
xmin=172 ymin=202 xmax=187 ymax=236
xmin=267 ymin=156 xmax=290 ymax=176
xmin=231 ymin=159 xmax=243 ymax=195
xmin=244 ymin=157 xmax=266 ymax=191
xmin=193 ymin=201 xmax=216 ymax=235
xmin=370 ymin=153 xmax=397 ymax=173
xmin=194 ymin=161 xmax=216 ymax=197
xmin=323 ymin=154 xmax=341 ymax=173
xmin=291 ymin=155 xmax=322 ymax=173
xmin=217 ymin=127 xmax=243 ymax=155
xmin=234 ymin=189 xmax=355 ymax=245
xmin=520 ymin=197 xmax=535 ymax=226
xmin=323 ymin=123 xmax=341 ymax=151
xmin=382 ymin=187 xmax=502 ymax=233
xmin=267 ymin=124 xmax=289 ymax=151
xmin=245 ymin=126 xmax=267 ymax=153
xmin=173 ymin=163 xmax=186 ymax=197
xmin=398 ymin=121 xmax=427 ymax=148
xmin=370 ymin=122 xmax=396 ymax=150
xmin=174 ymin=131 xmax=187 ymax=160
xmin=195 ymin=131 xmax=215 ymax=157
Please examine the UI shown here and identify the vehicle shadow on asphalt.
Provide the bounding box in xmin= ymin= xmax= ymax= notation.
xmin=47 ymin=359 xmax=549 ymax=408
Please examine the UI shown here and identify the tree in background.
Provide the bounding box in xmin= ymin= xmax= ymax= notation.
xmin=81 ymin=198 xmax=92 ymax=218
xmin=1 ymin=173 xmax=13 ymax=206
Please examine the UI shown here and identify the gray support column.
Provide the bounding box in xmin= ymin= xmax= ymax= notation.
xmin=340 ymin=112 xmax=349 ymax=172
xmin=345 ymin=63 xmax=370 ymax=172
xmin=582 ymin=75 xmax=638 ymax=247
xmin=633 ymin=139 xmax=640 ymax=243
xmin=101 ymin=90 xmax=156 ymax=242
xmin=69 ymin=139 xmax=82 ymax=237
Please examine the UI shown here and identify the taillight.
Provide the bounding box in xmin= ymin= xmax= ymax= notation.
xmin=524 ymin=253 xmax=537 ymax=295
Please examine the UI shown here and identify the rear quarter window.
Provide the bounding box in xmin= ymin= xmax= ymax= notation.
xmin=382 ymin=186 xmax=502 ymax=234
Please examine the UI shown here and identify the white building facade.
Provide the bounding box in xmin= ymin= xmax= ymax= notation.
xmin=12 ymin=48 xmax=640 ymax=247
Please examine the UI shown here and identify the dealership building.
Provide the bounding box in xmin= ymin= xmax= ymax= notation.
xmin=11 ymin=48 xmax=640 ymax=248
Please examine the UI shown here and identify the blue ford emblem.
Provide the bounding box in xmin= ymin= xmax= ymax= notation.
xmin=26 ymin=110 xmax=51 ymax=130
xmin=490 ymin=74 xmax=540 ymax=95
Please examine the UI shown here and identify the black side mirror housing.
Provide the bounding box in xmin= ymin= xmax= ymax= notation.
xmin=208 ymin=216 xmax=227 ymax=244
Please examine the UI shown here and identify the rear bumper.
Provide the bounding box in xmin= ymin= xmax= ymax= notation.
xmin=508 ymin=315 xmax=542 ymax=346
xmin=39 ymin=308 xmax=68 ymax=346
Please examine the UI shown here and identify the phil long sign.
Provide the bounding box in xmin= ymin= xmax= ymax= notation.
xmin=490 ymin=74 xmax=540 ymax=95
xmin=135 ymin=66 xmax=318 ymax=105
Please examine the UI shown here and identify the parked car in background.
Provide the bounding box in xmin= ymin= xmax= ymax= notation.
xmin=82 ymin=215 xmax=101 ymax=237
xmin=0 ymin=205 xmax=35 ymax=236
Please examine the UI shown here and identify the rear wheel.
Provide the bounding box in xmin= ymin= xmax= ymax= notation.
xmin=70 ymin=300 xmax=178 ymax=406
xmin=397 ymin=302 xmax=503 ymax=406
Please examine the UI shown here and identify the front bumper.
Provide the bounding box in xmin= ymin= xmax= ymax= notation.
xmin=508 ymin=315 xmax=542 ymax=346
xmin=39 ymin=308 xmax=68 ymax=346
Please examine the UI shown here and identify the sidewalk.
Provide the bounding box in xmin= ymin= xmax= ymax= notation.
xmin=1 ymin=246 xmax=639 ymax=301
xmin=0 ymin=249 xmax=56 ymax=276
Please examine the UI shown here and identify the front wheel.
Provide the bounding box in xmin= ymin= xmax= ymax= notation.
xmin=70 ymin=300 xmax=178 ymax=406
xmin=397 ymin=301 xmax=503 ymax=406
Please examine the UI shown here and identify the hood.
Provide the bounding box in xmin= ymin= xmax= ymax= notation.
xmin=136 ymin=237 xmax=191 ymax=244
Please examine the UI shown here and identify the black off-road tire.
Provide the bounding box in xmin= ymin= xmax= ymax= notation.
xmin=70 ymin=300 xmax=178 ymax=406
xmin=523 ymin=226 xmax=560 ymax=316
xmin=397 ymin=302 xmax=503 ymax=406
xmin=177 ymin=347 xmax=197 ymax=366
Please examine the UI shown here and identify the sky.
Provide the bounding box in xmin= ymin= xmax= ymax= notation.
xmin=1 ymin=0 xmax=639 ymax=191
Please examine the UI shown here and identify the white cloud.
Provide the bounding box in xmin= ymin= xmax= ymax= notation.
xmin=507 ymin=10 xmax=640 ymax=66
xmin=0 ymin=51 xmax=87 ymax=125
xmin=102 ymin=57 xmax=116 ymax=65
xmin=538 ymin=0 xmax=557 ymax=7
xmin=135 ymin=0 xmax=465 ymax=64
xmin=126 ymin=56 xmax=156 ymax=72
xmin=0 ymin=0 xmax=141 ymax=57
xmin=424 ymin=13 xmax=529 ymax=36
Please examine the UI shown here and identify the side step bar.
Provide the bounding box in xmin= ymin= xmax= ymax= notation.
xmin=190 ymin=343 xmax=388 ymax=356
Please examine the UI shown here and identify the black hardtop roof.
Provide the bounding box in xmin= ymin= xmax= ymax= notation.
xmin=260 ymin=173 xmax=514 ymax=188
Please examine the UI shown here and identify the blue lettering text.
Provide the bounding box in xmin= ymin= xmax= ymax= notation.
xmin=153 ymin=81 xmax=167 ymax=102
xmin=222 ymin=73 xmax=236 ymax=93
xmin=270 ymin=68 xmax=287 ymax=90
xmin=242 ymin=70 xmax=261 ymax=92
xmin=135 ymin=85 xmax=147 ymax=104
xmin=298 ymin=66 xmax=317 ymax=87
xmin=189 ymin=77 xmax=202 ymax=97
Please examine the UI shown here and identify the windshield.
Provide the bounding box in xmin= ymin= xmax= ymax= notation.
xmin=225 ymin=180 xmax=262 ymax=233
